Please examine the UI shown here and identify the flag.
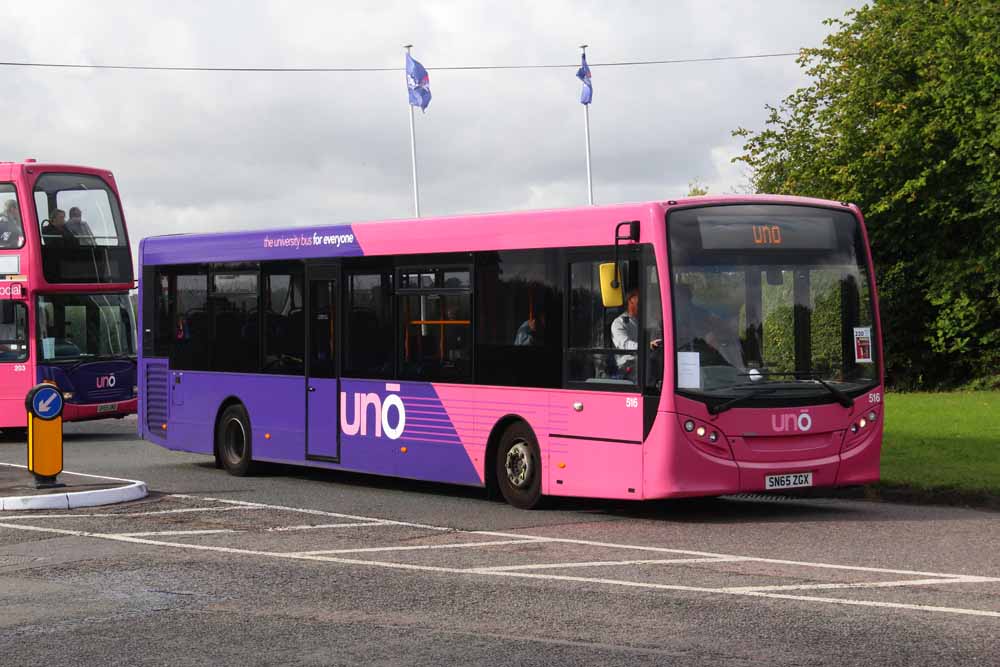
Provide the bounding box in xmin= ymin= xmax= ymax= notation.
xmin=576 ymin=54 xmax=592 ymax=105
xmin=406 ymin=53 xmax=432 ymax=111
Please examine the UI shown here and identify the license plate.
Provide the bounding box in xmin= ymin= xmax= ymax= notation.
xmin=97 ymin=403 xmax=119 ymax=413
xmin=765 ymin=472 xmax=813 ymax=490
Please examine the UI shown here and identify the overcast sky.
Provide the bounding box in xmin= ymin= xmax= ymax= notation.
xmin=0 ymin=0 xmax=859 ymax=261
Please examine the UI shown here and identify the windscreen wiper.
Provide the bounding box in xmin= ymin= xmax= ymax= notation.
xmin=60 ymin=354 xmax=131 ymax=374
xmin=809 ymin=377 xmax=853 ymax=408
xmin=707 ymin=387 xmax=779 ymax=415
xmin=738 ymin=370 xmax=853 ymax=407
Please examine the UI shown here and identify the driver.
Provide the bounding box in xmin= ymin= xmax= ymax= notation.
xmin=673 ymin=283 xmax=744 ymax=369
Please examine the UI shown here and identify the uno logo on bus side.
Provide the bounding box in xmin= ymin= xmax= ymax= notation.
xmin=96 ymin=374 xmax=117 ymax=389
xmin=771 ymin=412 xmax=813 ymax=433
xmin=340 ymin=383 xmax=406 ymax=440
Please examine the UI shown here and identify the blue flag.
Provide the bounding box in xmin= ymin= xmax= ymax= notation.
xmin=576 ymin=54 xmax=592 ymax=105
xmin=406 ymin=53 xmax=432 ymax=111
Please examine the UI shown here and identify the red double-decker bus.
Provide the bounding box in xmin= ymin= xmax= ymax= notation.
xmin=1 ymin=160 xmax=136 ymax=433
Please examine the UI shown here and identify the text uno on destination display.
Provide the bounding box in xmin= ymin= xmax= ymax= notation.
xmin=262 ymin=231 xmax=355 ymax=250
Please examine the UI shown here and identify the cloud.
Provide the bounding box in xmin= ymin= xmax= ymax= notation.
xmin=0 ymin=0 xmax=859 ymax=264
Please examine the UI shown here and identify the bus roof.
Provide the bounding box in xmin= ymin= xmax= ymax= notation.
xmin=0 ymin=161 xmax=117 ymax=181
xmin=140 ymin=194 xmax=857 ymax=266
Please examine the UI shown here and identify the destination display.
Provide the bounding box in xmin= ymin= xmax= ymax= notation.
xmin=697 ymin=215 xmax=838 ymax=250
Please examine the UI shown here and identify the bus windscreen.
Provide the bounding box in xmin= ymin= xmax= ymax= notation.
xmin=668 ymin=204 xmax=878 ymax=401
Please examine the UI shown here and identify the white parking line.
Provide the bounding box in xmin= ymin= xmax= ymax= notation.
xmin=168 ymin=494 xmax=455 ymax=532
xmin=267 ymin=521 xmax=388 ymax=532
xmin=0 ymin=506 xmax=265 ymax=520
xmin=470 ymin=556 xmax=750 ymax=572
xmin=720 ymin=577 xmax=997 ymax=593
xmin=3 ymin=520 xmax=997 ymax=619
xmin=3 ymin=494 xmax=999 ymax=620
xmin=290 ymin=539 xmax=549 ymax=557
xmin=116 ymin=529 xmax=239 ymax=537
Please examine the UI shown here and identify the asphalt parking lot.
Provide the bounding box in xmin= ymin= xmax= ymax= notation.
xmin=1 ymin=418 xmax=998 ymax=666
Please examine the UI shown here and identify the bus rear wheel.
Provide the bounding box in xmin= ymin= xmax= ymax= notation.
xmin=496 ymin=423 xmax=543 ymax=509
xmin=216 ymin=403 xmax=254 ymax=476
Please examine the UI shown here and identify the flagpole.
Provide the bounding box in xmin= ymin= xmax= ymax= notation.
xmin=404 ymin=44 xmax=421 ymax=217
xmin=580 ymin=44 xmax=594 ymax=205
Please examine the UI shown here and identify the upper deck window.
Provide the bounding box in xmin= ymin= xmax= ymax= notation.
xmin=0 ymin=184 xmax=24 ymax=250
xmin=33 ymin=173 xmax=132 ymax=284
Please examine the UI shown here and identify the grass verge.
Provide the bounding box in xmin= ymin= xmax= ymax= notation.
xmin=877 ymin=391 xmax=1000 ymax=505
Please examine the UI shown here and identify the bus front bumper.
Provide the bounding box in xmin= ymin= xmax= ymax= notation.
xmin=62 ymin=398 xmax=138 ymax=422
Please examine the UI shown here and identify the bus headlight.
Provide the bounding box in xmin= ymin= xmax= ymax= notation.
xmin=859 ymin=418 xmax=867 ymax=429
xmin=696 ymin=426 xmax=706 ymax=437
xmin=708 ymin=431 xmax=719 ymax=443
xmin=684 ymin=420 xmax=695 ymax=432
xmin=867 ymin=411 xmax=877 ymax=422
xmin=63 ymin=392 xmax=74 ymax=400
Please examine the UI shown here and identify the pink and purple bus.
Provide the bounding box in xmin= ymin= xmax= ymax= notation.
xmin=137 ymin=195 xmax=883 ymax=508
xmin=1 ymin=161 xmax=137 ymax=433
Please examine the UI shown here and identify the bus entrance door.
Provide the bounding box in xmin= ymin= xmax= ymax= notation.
xmin=305 ymin=266 xmax=340 ymax=461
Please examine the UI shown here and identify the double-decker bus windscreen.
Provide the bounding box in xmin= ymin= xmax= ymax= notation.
xmin=33 ymin=173 xmax=132 ymax=284
xmin=36 ymin=293 xmax=136 ymax=362
xmin=668 ymin=204 xmax=878 ymax=406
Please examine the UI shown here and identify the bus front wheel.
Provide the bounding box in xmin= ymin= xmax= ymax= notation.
xmin=496 ymin=423 xmax=543 ymax=509
xmin=216 ymin=403 xmax=254 ymax=476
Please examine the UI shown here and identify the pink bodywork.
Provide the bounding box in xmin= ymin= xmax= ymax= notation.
xmin=347 ymin=195 xmax=884 ymax=499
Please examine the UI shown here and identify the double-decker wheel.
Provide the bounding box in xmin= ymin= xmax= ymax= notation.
xmin=496 ymin=423 xmax=543 ymax=509
xmin=216 ymin=403 xmax=254 ymax=476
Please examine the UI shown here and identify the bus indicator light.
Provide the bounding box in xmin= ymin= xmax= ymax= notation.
xmin=400 ymin=446 xmax=408 ymax=453
xmin=264 ymin=433 xmax=271 ymax=440
xmin=161 ymin=423 xmax=167 ymax=430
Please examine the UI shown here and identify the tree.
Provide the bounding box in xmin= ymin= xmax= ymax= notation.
xmin=733 ymin=0 xmax=1000 ymax=388
xmin=687 ymin=179 xmax=709 ymax=197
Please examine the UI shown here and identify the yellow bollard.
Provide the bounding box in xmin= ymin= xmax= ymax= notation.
xmin=25 ymin=384 xmax=65 ymax=489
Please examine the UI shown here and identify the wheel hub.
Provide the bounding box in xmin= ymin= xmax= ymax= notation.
xmin=504 ymin=441 xmax=532 ymax=488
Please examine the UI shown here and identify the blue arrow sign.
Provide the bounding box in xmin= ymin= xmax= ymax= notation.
xmin=31 ymin=385 xmax=63 ymax=420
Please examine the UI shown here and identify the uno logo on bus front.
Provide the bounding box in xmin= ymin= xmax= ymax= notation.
xmin=96 ymin=374 xmax=117 ymax=389
xmin=340 ymin=383 xmax=406 ymax=440
xmin=771 ymin=412 xmax=812 ymax=433
xmin=752 ymin=224 xmax=782 ymax=245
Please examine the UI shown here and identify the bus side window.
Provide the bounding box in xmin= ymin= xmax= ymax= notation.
xmin=343 ymin=271 xmax=393 ymax=378
xmin=211 ymin=270 xmax=258 ymax=373
xmin=397 ymin=265 xmax=472 ymax=382
xmin=171 ymin=273 xmax=210 ymax=371
xmin=262 ymin=264 xmax=304 ymax=375
xmin=474 ymin=249 xmax=562 ymax=388
xmin=567 ymin=258 xmax=637 ymax=386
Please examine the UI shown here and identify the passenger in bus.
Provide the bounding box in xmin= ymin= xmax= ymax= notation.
xmin=514 ymin=313 xmax=544 ymax=345
xmin=67 ymin=207 xmax=96 ymax=246
xmin=40 ymin=209 xmax=80 ymax=247
xmin=611 ymin=289 xmax=662 ymax=379
xmin=0 ymin=200 xmax=23 ymax=248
